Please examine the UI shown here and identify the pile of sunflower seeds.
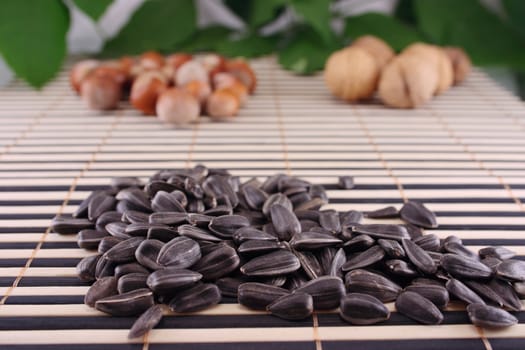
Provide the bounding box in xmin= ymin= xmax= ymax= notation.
xmin=51 ymin=165 xmax=524 ymax=338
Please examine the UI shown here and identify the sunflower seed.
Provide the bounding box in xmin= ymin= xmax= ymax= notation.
xmin=342 ymin=245 xmax=385 ymax=272
xmin=146 ymin=225 xmax=178 ymax=242
xmin=261 ymin=173 xmax=287 ymax=193
xmin=413 ymin=234 xmax=441 ymax=252
xmin=514 ymin=282 xmax=525 ymax=297
xmin=467 ymin=303 xmax=518 ymax=328
xmin=111 ymin=176 xmax=142 ymax=190
xmin=443 ymin=241 xmax=478 ymax=260
xmin=95 ymin=288 xmax=154 ymax=316
xmin=85 ymin=276 xmax=117 ymax=307
xmin=294 ymin=250 xmax=323 ymax=280
xmin=51 ymin=216 xmax=94 ymax=235
xmin=145 ymin=180 xmax=180 ymax=197
xmin=345 ymin=269 xmax=402 ymax=302
xmin=95 ymin=256 xmax=117 ymax=279
xmin=338 ymin=176 xmax=354 ymax=189
xmin=445 ymin=278 xmax=485 ymax=305
xmin=209 ymin=215 xmax=250 ymax=239
xmin=479 ymin=246 xmax=515 ymax=260
xmin=105 ymin=222 xmax=130 ymax=239
xmin=216 ymin=277 xmax=245 ymax=297
xmin=352 ymin=224 xmax=410 ymax=241
xmin=385 ymin=259 xmax=419 ymax=278
xmin=114 ymin=262 xmax=149 ymax=279
xmin=98 ymin=236 xmax=123 ymax=254
xmin=192 ymin=244 xmax=240 ymax=280
xmin=319 ymin=211 xmax=341 ymax=234
xmin=267 ymin=292 xmax=313 ymax=320
xmin=399 ymin=201 xmax=438 ymax=229
xmin=76 ymin=254 xmax=100 ymax=282
xmin=169 ymin=283 xmax=221 ymax=313
xmin=104 ymin=236 xmax=144 ymax=263
xmin=238 ymin=282 xmax=290 ymax=310
xmin=202 ymin=175 xmax=238 ymax=208
xmin=128 ymin=304 xmax=163 ymax=339
xmin=395 ymin=291 xmax=443 ymax=325
xmin=74 ymin=191 xmax=100 ymax=218
xmin=367 ymin=206 xmax=399 ymax=219
xmin=481 ymin=256 xmax=502 ymax=271
xmin=78 ymin=229 xmax=108 ymax=250
xmin=343 ymin=234 xmax=375 ymax=252
xmin=116 ymin=188 xmax=152 ymax=212
xmin=402 ymin=238 xmax=437 ymax=275
xmin=295 ymin=210 xmax=321 ymax=222
xmin=405 ymin=283 xmax=449 ymax=309
xmin=157 ymin=236 xmax=201 ymax=268
xmin=339 ymin=293 xmax=390 ymax=325
xmin=279 ymin=177 xmax=311 ymax=192
xmin=125 ymin=223 xmax=152 ymax=237
xmin=237 ymin=240 xmax=284 ymax=256
xmin=295 ymin=276 xmax=345 ymax=310
xmin=441 ymin=254 xmax=493 ymax=279
xmin=329 ymin=248 xmax=346 ymax=277
xmin=233 ymin=227 xmax=277 ymax=244
xmin=151 ymin=191 xmax=186 ymax=213
xmin=122 ymin=210 xmax=150 ymax=224
xmin=377 ymin=239 xmax=405 ymax=258
xmin=95 ymin=211 xmax=122 ymax=232
xmin=317 ymin=247 xmax=337 ymax=274
xmin=262 ymin=193 xmax=293 ymax=217
xmin=177 ymin=224 xmax=220 ymax=242
xmin=187 ymin=213 xmax=213 ymax=227
xmin=241 ymin=250 xmax=300 ymax=277
xmin=88 ymin=193 xmax=117 ymax=221
xmin=135 ymin=239 xmax=164 ymax=270
xmin=340 ymin=210 xmax=363 ymax=228
xmin=242 ymin=185 xmax=268 ymax=211
xmin=148 ymin=212 xmax=187 ymax=226
xmin=269 ymin=204 xmax=301 ymax=241
xmin=290 ymin=231 xmax=342 ymax=250
xmin=147 ymin=268 xmax=202 ymax=294
xmin=495 ymin=259 xmax=525 ymax=282
xmin=487 ymin=278 xmax=522 ymax=311
xmin=463 ymin=280 xmax=505 ymax=308
xmin=117 ymin=272 xmax=149 ymax=294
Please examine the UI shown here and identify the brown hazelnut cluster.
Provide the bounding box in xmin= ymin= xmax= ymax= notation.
xmin=324 ymin=36 xmax=472 ymax=109
xmin=70 ymin=52 xmax=257 ymax=124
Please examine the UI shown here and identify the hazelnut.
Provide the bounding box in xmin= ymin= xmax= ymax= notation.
xmin=175 ymin=61 xmax=209 ymax=87
xmin=224 ymin=59 xmax=257 ymax=94
xmin=130 ymin=71 xmax=169 ymax=115
xmin=198 ymin=54 xmax=226 ymax=79
xmin=70 ymin=59 xmax=100 ymax=94
xmin=378 ymin=54 xmax=439 ymax=108
xmin=80 ymin=74 xmax=121 ymax=110
xmin=183 ymin=80 xmax=212 ymax=104
xmin=443 ymin=47 xmax=471 ymax=84
xmin=352 ymin=35 xmax=395 ymax=69
xmin=90 ymin=65 xmax=127 ymax=86
xmin=213 ymin=73 xmax=248 ymax=105
xmin=324 ymin=47 xmax=379 ymax=102
xmin=166 ymin=53 xmax=193 ymax=71
xmin=156 ymin=88 xmax=200 ymax=125
xmin=402 ymin=43 xmax=453 ymax=94
xmin=139 ymin=51 xmax=165 ymax=70
xmin=206 ymin=89 xmax=240 ymax=120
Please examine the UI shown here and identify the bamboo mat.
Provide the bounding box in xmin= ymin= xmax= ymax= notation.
xmin=0 ymin=56 xmax=524 ymax=350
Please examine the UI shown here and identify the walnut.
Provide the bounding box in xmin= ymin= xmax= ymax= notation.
xmin=352 ymin=35 xmax=395 ymax=69
xmin=443 ymin=47 xmax=472 ymax=84
xmin=324 ymin=47 xmax=379 ymax=102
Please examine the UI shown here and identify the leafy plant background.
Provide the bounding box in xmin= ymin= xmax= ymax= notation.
xmin=0 ymin=0 xmax=525 ymax=98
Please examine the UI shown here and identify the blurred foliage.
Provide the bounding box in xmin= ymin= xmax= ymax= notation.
xmin=1 ymin=0 xmax=525 ymax=89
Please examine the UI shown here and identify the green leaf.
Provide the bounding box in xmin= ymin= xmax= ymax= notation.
xmin=394 ymin=0 xmax=417 ymax=25
xmin=175 ymin=27 xmax=232 ymax=53
xmin=291 ymin=0 xmax=332 ymax=43
xmin=225 ymin=0 xmax=287 ymax=28
xmin=73 ymin=0 xmax=113 ymax=21
xmin=278 ymin=27 xmax=340 ymax=74
xmin=414 ymin=0 xmax=525 ymax=69
xmin=216 ymin=33 xmax=278 ymax=58
xmin=0 ymin=0 xmax=69 ymax=88
xmin=344 ymin=12 xmax=423 ymax=51
xmin=502 ymin=0 xmax=525 ymax=38
xmin=102 ymin=0 xmax=196 ymax=56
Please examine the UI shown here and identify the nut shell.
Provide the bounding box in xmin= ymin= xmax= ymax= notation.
xmin=156 ymin=88 xmax=200 ymax=125
xmin=183 ymin=80 xmax=212 ymax=104
xmin=352 ymin=35 xmax=395 ymax=69
xmin=443 ymin=47 xmax=471 ymax=84
xmin=324 ymin=47 xmax=379 ymax=102
xmin=139 ymin=51 xmax=165 ymax=70
xmin=175 ymin=61 xmax=209 ymax=87
xmin=206 ymin=89 xmax=240 ymax=120
xmin=378 ymin=54 xmax=439 ymax=108
xmin=80 ymin=74 xmax=121 ymax=110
